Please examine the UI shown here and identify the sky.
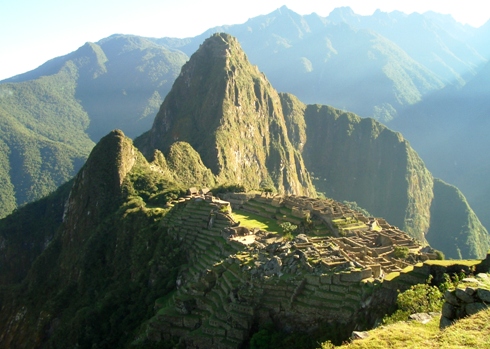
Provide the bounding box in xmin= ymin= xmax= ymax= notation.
xmin=1 ymin=0 xmax=489 ymax=81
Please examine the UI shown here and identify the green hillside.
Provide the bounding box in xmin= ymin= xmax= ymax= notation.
xmin=427 ymin=179 xmax=490 ymax=259
xmin=0 ymin=35 xmax=186 ymax=218
xmin=0 ymin=127 xmax=488 ymax=348
xmin=0 ymin=63 xmax=93 ymax=216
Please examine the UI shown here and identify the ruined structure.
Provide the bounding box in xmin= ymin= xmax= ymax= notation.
xmin=144 ymin=191 xmax=443 ymax=348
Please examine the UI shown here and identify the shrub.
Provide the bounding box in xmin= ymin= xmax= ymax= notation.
xmin=280 ymin=222 xmax=297 ymax=235
xmin=393 ymin=246 xmax=409 ymax=259
xmin=434 ymin=249 xmax=445 ymax=260
xmin=396 ymin=281 xmax=443 ymax=314
xmin=383 ymin=276 xmax=444 ymax=324
xmin=211 ymin=183 xmax=246 ymax=195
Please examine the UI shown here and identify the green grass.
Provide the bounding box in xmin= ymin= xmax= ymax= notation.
xmin=384 ymin=272 xmax=401 ymax=281
xmin=320 ymin=308 xmax=490 ymax=349
xmin=231 ymin=209 xmax=282 ymax=233
xmin=423 ymin=260 xmax=480 ymax=267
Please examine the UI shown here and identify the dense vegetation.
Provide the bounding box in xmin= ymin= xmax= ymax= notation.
xmin=0 ymin=35 xmax=186 ymax=218
xmin=0 ymin=131 xmax=187 ymax=348
xmin=0 ymin=63 xmax=93 ymax=217
xmin=427 ymin=179 xmax=490 ymax=259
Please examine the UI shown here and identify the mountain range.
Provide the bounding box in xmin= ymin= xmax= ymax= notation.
xmin=0 ymin=8 xmax=489 ymax=254
xmin=1 ymin=32 xmax=488 ymax=349
xmin=0 ymin=36 xmax=186 ymax=216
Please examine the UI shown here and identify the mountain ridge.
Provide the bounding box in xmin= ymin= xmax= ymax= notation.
xmin=137 ymin=33 xmax=316 ymax=196
xmin=137 ymin=33 xmax=488 ymax=258
xmin=0 ymin=32 xmax=489 ymax=348
xmin=0 ymin=35 xmax=187 ymax=218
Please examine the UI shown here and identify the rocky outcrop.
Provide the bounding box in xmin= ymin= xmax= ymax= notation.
xmin=440 ymin=274 xmax=490 ymax=328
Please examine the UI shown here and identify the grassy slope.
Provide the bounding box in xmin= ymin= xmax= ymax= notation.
xmin=321 ymin=307 xmax=490 ymax=349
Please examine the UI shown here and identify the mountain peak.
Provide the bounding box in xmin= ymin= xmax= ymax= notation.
xmin=137 ymin=33 xmax=315 ymax=195
xmin=328 ymin=6 xmax=358 ymax=22
xmin=62 ymin=129 xmax=135 ymax=236
xmin=192 ymin=32 xmax=237 ymax=58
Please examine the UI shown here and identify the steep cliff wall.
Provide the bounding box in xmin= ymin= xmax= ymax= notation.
xmin=427 ymin=179 xmax=490 ymax=259
xmin=289 ymin=103 xmax=434 ymax=242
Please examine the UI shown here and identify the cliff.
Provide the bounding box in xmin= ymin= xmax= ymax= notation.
xmin=298 ymin=103 xmax=433 ymax=242
xmin=137 ymin=33 xmax=316 ymax=196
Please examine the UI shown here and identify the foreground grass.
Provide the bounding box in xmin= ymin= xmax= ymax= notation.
xmin=320 ymin=308 xmax=490 ymax=349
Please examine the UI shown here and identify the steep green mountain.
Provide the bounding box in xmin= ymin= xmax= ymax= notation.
xmin=278 ymin=93 xmax=488 ymax=256
xmin=391 ymin=59 xmax=490 ymax=232
xmin=0 ymin=130 xmax=186 ymax=348
xmin=0 ymin=35 xmax=186 ymax=218
xmin=137 ymin=33 xmax=316 ymax=196
xmin=155 ymin=6 xmax=444 ymax=122
xmin=427 ymin=179 xmax=490 ymax=259
xmin=297 ymin=103 xmax=433 ymax=241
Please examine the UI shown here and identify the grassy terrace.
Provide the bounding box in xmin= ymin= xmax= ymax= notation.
xmin=423 ymin=259 xmax=481 ymax=267
xmin=231 ymin=209 xmax=282 ymax=233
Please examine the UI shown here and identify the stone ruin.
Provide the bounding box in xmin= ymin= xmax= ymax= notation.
xmin=220 ymin=192 xmax=436 ymax=278
xmin=146 ymin=190 xmax=466 ymax=349
xmin=440 ymin=274 xmax=490 ymax=328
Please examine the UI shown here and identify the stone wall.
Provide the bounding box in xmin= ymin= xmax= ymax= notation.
xmin=440 ymin=274 xmax=490 ymax=328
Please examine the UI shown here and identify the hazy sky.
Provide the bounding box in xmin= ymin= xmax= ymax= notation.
xmin=1 ymin=0 xmax=489 ymax=81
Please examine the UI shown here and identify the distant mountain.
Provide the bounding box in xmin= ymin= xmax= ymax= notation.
xmin=0 ymin=63 xmax=94 ymax=217
xmin=327 ymin=7 xmax=486 ymax=85
xmin=154 ymin=6 xmax=445 ymax=122
xmin=0 ymin=35 xmax=186 ymax=218
xmin=391 ymin=59 xmax=490 ymax=231
xmin=4 ymin=35 xmax=187 ymax=141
